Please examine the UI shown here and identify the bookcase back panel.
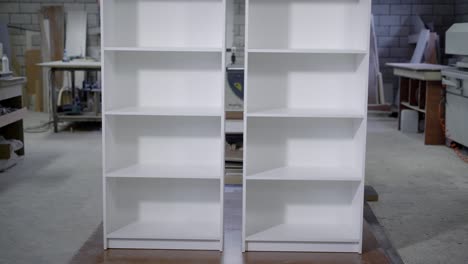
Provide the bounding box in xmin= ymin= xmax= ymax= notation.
xmin=107 ymin=178 xmax=221 ymax=233
xmin=104 ymin=51 xmax=223 ymax=110
xmin=246 ymin=117 xmax=364 ymax=174
xmin=247 ymin=53 xmax=368 ymax=112
xmin=104 ymin=0 xmax=224 ymax=48
xmin=248 ymin=0 xmax=370 ymax=50
xmin=105 ymin=116 xmax=222 ymax=171
xmin=245 ymin=181 xmax=361 ymax=237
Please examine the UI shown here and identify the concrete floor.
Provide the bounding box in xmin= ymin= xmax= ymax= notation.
xmin=0 ymin=112 xmax=467 ymax=264
xmin=367 ymin=117 xmax=468 ymax=264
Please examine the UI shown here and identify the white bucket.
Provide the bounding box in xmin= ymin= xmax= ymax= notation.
xmin=401 ymin=109 xmax=419 ymax=133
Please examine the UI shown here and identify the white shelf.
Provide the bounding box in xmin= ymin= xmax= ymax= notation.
xmin=104 ymin=47 xmax=222 ymax=53
xmin=246 ymin=166 xmax=361 ymax=181
xmin=106 ymin=163 xmax=220 ymax=179
xmin=246 ymin=223 xmax=360 ymax=243
xmin=247 ymin=48 xmax=367 ymax=54
xmin=108 ymin=220 xmax=220 ymax=240
xmin=247 ymin=108 xmax=364 ymax=118
xmin=105 ymin=106 xmax=223 ymax=117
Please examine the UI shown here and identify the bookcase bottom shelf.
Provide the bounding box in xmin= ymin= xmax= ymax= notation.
xmin=245 ymin=240 xmax=361 ymax=252
xmin=107 ymin=220 xmax=221 ymax=250
xmin=245 ymin=223 xmax=360 ymax=252
xmin=108 ymin=238 xmax=221 ymax=250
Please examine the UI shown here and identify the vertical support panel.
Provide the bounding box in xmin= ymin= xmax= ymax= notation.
xmin=398 ymin=77 xmax=410 ymax=130
xmin=424 ymin=81 xmax=445 ymax=145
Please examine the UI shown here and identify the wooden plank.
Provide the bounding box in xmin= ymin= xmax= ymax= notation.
xmin=387 ymin=63 xmax=448 ymax=71
xmin=424 ymin=33 xmax=439 ymax=64
xmin=0 ymin=108 xmax=27 ymax=128
xmin=393 ymin=68 xmax=442 ymax=81
xmin=25 ymin=49 xmax=43 ymax=111
xmin=0 ymin=144 xmax=11 ymax=159
xmin=368 ymin=104 xmax=392 ymax=112
xmin=38 ymin=60 xmax=101 ymax=68
xmin=398 ymin=77 xmax=410 ymax=130
xmin=40 ymin=6 xmax=64 ymax=64
xmin=368 ymin=16 xmax=379 ymax=105
xmin=411 ymin=30 xmax=430 ymax=63
xmin=25 ymin=50 xmax=42 ymax=95
xmin=40 ymin=6 xmax=65 ymax=112
xmin=378 ymin=72 xmax=385 ymax=104
xmin=424 ymin=81 xmax=445 ymax=145
xmin=409 ymin=79 xmax=419 ymax=106
xmin=34 ymin=79 xmax=43 ymax=112
xmin=400 ymin=77 xmax=410 ymax=103
xmin=226 ymin=111 xmax=243 ymax=120
xmin=39 ymin=14 xmax=50 ymax=112
xmin=419 ymin=81 xmax=426 ymax=110
xmin=401 ymin=102 xmax=426 ymax=113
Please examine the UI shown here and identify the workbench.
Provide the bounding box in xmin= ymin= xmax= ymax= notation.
xmin=0 ymin=77 xmax=26 ymax=159
xmin=387 ymin=63 xmax=449 ymax=145
xmin=38 ymin=60 xmax=101 ymax=132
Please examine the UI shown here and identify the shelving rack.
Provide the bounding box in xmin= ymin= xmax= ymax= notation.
xmin=101 ymin=0 xmax=226 ymax=250
xmin=243 ymin=0 xmax=371 ymax=253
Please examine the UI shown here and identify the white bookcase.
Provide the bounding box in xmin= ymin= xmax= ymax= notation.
xmin=101 ymin=0 xmax=226 ymax=250
xmin=243 ymin=0 xmax=371 ymax=253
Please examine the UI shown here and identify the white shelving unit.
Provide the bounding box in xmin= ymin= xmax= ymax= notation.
xmin=101 ymin=0 xmax=226 ymax=250
xmin=243 ymin=0 xmax=371 ymax=253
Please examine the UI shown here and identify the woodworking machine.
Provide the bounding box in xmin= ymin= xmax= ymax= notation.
xmin=442 ymin=23 xmax=468 ymax=147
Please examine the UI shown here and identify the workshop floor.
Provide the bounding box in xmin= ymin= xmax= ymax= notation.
xmin=0 ymin=112 xmax=466 ymax=264
xmin=367 ymin=117 xmax=468 ymax=264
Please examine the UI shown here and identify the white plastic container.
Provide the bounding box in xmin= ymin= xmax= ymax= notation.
xmin=401 ymin=109 xmax=419 ymax=133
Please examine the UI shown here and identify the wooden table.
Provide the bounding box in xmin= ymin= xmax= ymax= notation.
xmin=387 ymin=63 xmax=449 ymax=145
xmin=38 ymin=60 xmax=101 ymax=132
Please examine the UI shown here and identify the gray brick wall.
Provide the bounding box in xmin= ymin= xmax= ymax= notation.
xmin=455 ymin=0 xmax=468 ymax=22
xmin=373 ymin=1 xmax=456 ymax=81
xmin=231 ymin=0 xmax=457 ymax=83
xmin=2 ymin=0 xmax=464 ymax=81
xmin=232 ymin=0 xmax=245 ymax=63
xmin=0 ymin=0 xmax=100 ymax=75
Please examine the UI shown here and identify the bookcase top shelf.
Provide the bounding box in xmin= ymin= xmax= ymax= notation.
xmin=247 ymin=108 xmax=364 ymax=119
xmin=104 ymin=47 xmax=223 ymax=53
xmin=107 ymin=220 xmax=220 ymax=241
xmin=246 ymin=223 xmax=360 ymax=243
xmin=105 ymin=106 xmax=223 ymax=117
xmin=247 ymin=49 xmax=367 ymax=54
